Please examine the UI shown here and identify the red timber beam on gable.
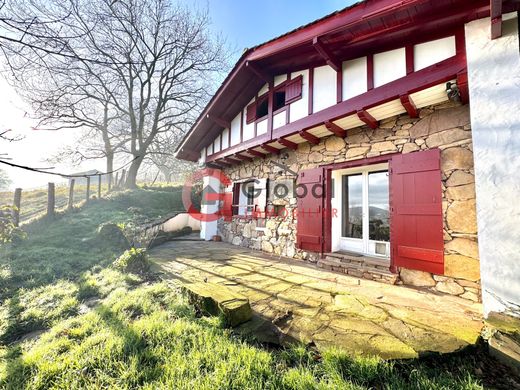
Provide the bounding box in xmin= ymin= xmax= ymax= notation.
xmin=277 ymin=138 xmax=298 ymax=150
xmin=299 ymin=130 xmax=320 ymax=145
xmin=312 ymin=37 xmax=341 ymax=72
xmin=490 ymin=0 xmax=503 ymax=39
xmin=324 ymin=120 xmax=347 ymax=138
xmin=245 ymin=61 xmax=271 ymax=83
xmin=357 ymin=110 xmax=378 ymax=129
xmin=261 ymin=144 xmax=281 ymax=155
xmin=206 ymin=114 xmax=230 ymax=129
xmin=247 ymin=148 xmax=267 ymax=158
xmin=399 ymin=94 xmax=419 ymax=118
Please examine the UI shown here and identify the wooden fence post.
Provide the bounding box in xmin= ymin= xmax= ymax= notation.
xmin=114 ymin=172 xmax=119 ymax=189
xmin=68 ymin=179 xmax=75 ymax=210
xmin=86 ymin=177 xmax=91 ymax=202
xmin=98 ymin=175 xmax=102 ymax=199
xmin=12 ymin=188 xmax=22 ymax=226
xmin=47 ymin=183 xmax=55 ymax=218
xmin=108 ymin=173 xmax=112 ymax=191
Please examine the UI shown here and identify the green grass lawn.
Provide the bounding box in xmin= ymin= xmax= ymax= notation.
xmin=0 ymin=188 xmax=515 ymax=389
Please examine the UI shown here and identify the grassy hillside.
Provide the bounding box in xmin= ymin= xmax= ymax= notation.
xmin=0 ymin=188 xmax=516 ymax=389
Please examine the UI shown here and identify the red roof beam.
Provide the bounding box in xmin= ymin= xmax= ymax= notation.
xmin=324 ymin=120 xmax=347 ymax=138
xmin=247 ymin=148 xmax=267 ymax=158
xmin=299 ymin=130 xmax=320 ymax=145
xmin=206 ymin=114 xmax=230 ymax=129
xmin=261 ymin=144 xmax=281 ymax=155
xmin=312 ymin=37 xmax=341 ymax=72
xmin=234 ymin=153 xmax=253 ymax=162
xmin=223 ymin=157 xmax=241 ymax=165
xmin=399 ymin=94 xmax=419 ymax=118
xmin=457 ymin=72 xmax=469 ymax=105
xmin=357 ymin=110 xmax=378 ymax=129
xmin=490 ymin=0 xmax=503 ymax=39
xmin=277 ymin=138 xmax=299 ymax=150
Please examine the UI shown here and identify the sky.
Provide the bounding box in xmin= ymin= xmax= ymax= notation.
xmin=0 ymin=0 xmax=357 ymax=190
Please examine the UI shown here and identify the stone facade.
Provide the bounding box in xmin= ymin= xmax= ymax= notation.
xmin=216 ymin=101 xmax=481 ymax=302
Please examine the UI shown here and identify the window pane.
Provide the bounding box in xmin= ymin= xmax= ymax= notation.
xmin=342 ymin=174 xmax=362 ymax=238
xmin=368 ymin=171 xmax=389 ymax=242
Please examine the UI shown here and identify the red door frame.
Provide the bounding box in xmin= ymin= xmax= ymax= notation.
xmin=320 ymin=153 xmax=399 ymax=271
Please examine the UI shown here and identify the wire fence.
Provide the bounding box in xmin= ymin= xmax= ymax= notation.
xmin=0 ymin=173 xmax=124 ymax=225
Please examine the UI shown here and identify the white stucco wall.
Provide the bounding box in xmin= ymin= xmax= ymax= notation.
xmin=373 ymin=47 xmax=406 ymax=88
xmin=230 ymin=112 xmax=241 ymax=146
xmin=313 ymin=65 xmax=337 ymax=112
xmin=465 ymin=13 xmax=520 ymax=317
xmin=342 ymin=57 xmax=368 ymax=100
xmin=414 ymin=36 xmax=456 ymax=71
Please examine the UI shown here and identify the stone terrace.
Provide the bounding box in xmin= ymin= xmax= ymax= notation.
xmin=150 ymin=240 xmax=483 ymax=359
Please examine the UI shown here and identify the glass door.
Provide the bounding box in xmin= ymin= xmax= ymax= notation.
xmin=367 ymin=171 xmax=390 ymax=257
xmin=333 ymin=164 xmax=390 ymax=258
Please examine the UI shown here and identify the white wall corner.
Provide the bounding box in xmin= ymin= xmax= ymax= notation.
xmin=465 ymin=13 xmax=520 ymax=317
xmin=199 ymin=175 xmax=221 ymax=240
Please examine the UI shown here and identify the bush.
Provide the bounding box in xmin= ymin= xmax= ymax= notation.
xmin=113 ymin=248 xmax=149 ymax=274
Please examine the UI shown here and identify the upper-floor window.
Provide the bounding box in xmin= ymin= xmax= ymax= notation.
xmin=246 ymin=75 xmax=303 ymax=124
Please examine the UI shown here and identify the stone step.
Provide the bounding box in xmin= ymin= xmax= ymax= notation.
xmin=181 ymin=281 xmax=252 ymax=327
xmin=318 ymin=258 xmax=395 ymax=277
xmin=325 ymin=252 xmax=391 ymax=268
xmin=322 ymin=256 xmax=392 ymax=273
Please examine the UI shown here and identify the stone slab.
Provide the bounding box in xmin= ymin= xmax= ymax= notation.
xmin=181 ymin=281 xmax=252 ymax=327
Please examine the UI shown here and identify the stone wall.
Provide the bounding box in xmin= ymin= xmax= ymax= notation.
xmin=217 ymin=101 xmax=481 ymax=302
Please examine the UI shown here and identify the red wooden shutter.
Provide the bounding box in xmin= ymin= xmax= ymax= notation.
xmin=285 ymin=75 xmax=303 ymax=105
xmin=296 ymin=167 xmax=325 ymax=252
xmin=390 ymin=149 xmax=444 ymax=274
xmin=246 ymin=102 xmax=256 ymax=124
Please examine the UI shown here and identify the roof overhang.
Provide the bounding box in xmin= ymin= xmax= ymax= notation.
xmin=177 ymin=0 xmax=520 ymax=162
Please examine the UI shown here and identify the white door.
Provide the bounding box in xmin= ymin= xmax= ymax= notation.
xmin=331 ymin=163 xmax=390 ymax=258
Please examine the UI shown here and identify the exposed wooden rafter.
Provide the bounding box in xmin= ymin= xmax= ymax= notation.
xmin=357 ymin=110 xmax=378 ymax=129
xmin=399 ymin=94 xmax=419 ymax=118
xmin=206 ymin=114 xmax=230 ymax=129
xmin=224 ymin=157 xmax=241 ymax=165
xmin=324 ymin=120 xmax=347 ymax=138
xmin=312 ymin=36 xmax=341 ymax=72
xmin=490 ymin=0 xmax=503 ymax=39
xmin=245 ymin=61 xmax=271 ymax=83
xmin=299 ymin=130 xmax=320 ymax=145
xmin=247 ymin=148 xmax=267 ymax=158
xmin=234 ymin=153 xmax=253 ymax=162
xmin=215 ymin=160 xmax=231 ymax=168
xmin=261 ymin=144 xmax=281 ymax=155
xmin=277 ymin=138 xmax=298 ymax=150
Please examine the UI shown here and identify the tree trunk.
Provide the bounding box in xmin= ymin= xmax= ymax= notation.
xmin=125 ymin=154 xmax=143 ymax=189
xmin=106 ymin=152 xmax=114 ymax=188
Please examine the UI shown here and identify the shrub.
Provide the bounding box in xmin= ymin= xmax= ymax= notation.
xmin=112 ymin=248 xmax=149 ymax=274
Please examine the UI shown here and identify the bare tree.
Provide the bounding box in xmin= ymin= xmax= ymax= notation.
xmin=2 ymin=0 xmax=227 ymax=188
xmin=144 ymin=130 xmax=196 ymax=183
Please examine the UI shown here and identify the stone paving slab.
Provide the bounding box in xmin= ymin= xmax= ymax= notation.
xmin=150 ymin=240 xmax=483 ymax=359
